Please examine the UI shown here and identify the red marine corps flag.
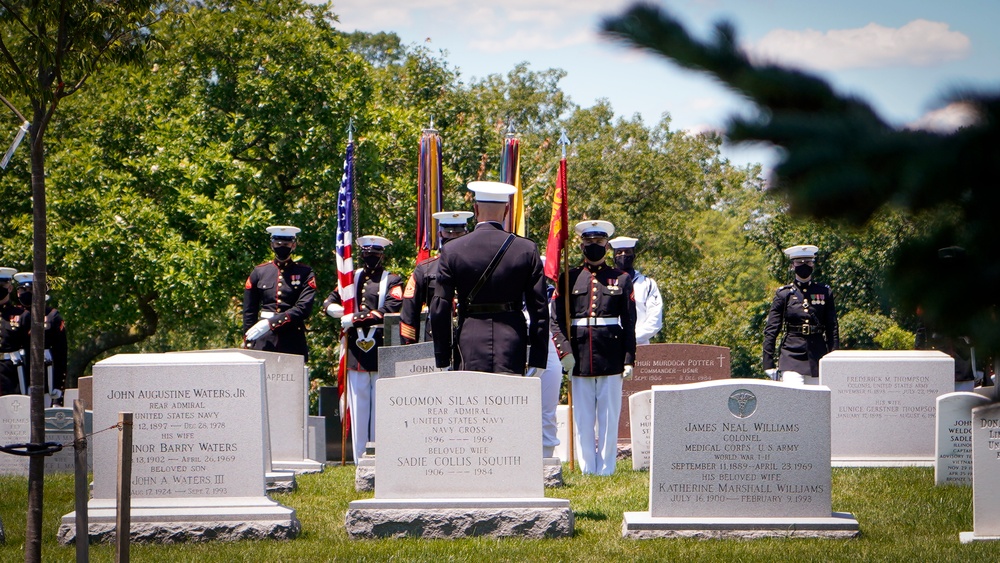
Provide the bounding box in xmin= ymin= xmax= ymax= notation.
xmin=335 ymin=125 xmax=356 ymax=458
xmin=416 ymin=122 xmax=444 ymax=262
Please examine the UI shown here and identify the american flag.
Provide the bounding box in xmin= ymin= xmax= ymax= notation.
xmin=336 ymin=140 xmax=355 ymax=435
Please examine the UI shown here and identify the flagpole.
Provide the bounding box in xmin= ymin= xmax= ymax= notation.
xmin=558 ymin=130 xmax=575 ymax=473
xmin=341 ymin=118 xmax=356 ymax=466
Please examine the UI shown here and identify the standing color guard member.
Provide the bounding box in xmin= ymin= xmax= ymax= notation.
xmin=243 ymin=225 xmax=317 ymax=359
xmin=552 ymin=220 xmax=636 ymax=475
xmin=762 ymin=244 xmax=839 ymax=385
xmin=609 ymin=236 xmax=663 ymax=345
xmin=323 ymin=235 xmax=404 ymax=461
xmin=430 ymin=181 xmax=548 ymax=374
xmin=13 ymin=272 xmax=67 ymax=405
xmin=0 ymin=267 xmax=29 ymax=395
xmin=400 ymin=211 xmax=472 ymax=344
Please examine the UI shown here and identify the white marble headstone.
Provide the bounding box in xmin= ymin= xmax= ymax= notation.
xmin=961 ymin=402 xmax=1000 ymax=542
xmin=374 ymin=371 xmax=542 ymax=499
xmin=377 ymin=342 xmax=437 ymax=379
xmin=650 ymin=379 xmax=831 ymax=518
xmin=629 ymin=390 xmax=653 ymax=470
xmin=91 ymin=353 xmax=269 ymax=500
xmin=0 ymin=395 xmax=30 ymax=476
xmin=820 ymin=350 xmax=953 ymax=464
xmin=44 ymin=407 xmax=93 ymax=474
xmin=935 ymin=392 xmax=990 ymax=486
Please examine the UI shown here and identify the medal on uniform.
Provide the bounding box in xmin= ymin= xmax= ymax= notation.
xmin=291 ymin=274 xmax=300 ymax=287
xmin=356 ymin=327 xmax=376 ymax=353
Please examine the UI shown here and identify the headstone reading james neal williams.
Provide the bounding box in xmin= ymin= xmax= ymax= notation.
xmin=935 ymin=392 xmax=990 ymax=486
xmin=820 ymin=350 xmax=953 ymax=466
xmin=961 ymin=402 xmax=1000 ymax=543
xmin=57 ymin=352 xmax=300 ymax=544
xmin=345 ymin=371 xmax=573 ymax=539
xmin=621 ymin=344 xmax=730 ymax=445
xmin=622 ymin=379 xmax=859 ymax=539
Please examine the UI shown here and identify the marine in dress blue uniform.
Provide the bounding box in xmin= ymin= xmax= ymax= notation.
xmin=762 ymin=244 xmax=839 ymax=385
xmin=322 ymin=235 xmax=404 ymax=461
xmin=430 ymin=182 xmax=548 ymax=374
xmin=13 ymin=272 xmax=68 ymax=405
xmin=552 ymin=221 xmax=637 ymax=475
xmin=0 ymin=267 xmax=29 ymax=396
xmin=400 ymin=211 xmax=472 ymax=344
xmin=243 ymin=226 xmax=317 ymax=359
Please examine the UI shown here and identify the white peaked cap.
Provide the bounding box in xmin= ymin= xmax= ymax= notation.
xmin=783 ymin=245 xmax=819 ymax=259
xmin=609 ymin=236 xmax=638 ymax=249
xmin=13 ymin=272 xmax=33 ymax=285
xmin=266 ymin=225 xmax=301 ymax=239
xmin=433 ymin=211 xmax=474 ymax=225
xmin=0 ymin=267 xmax=15 ymax=280
xmin=574 ymin=220 xmax=615 ymax=238
xmin=468 ymin=181 xmax=516 ymax=202
xmin=357 ymin=235 xmax=392 ymax=248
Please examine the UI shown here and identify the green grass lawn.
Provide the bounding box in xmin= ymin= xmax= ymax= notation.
xmin=0 ymin=463 xmax=995 ymax=562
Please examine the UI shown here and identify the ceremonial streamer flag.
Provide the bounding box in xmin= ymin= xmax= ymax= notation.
xmin=544 ymin=157 xmax=568 ymax=281
xmin=335 ymin=140 xmax=356 ymax=431
xmin=416 ymin=128 xmax=444 ymax=262
xmin=500 ymin=135 xmax=525 ymax=236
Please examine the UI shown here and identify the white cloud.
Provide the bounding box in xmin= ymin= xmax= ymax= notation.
xmin=906 ymin=102 xmax=979 ymax=133
xmin=748 ymin=19 xmax=970 ymax=71
xmin=471 ymin=29 xmax=594 ymax=54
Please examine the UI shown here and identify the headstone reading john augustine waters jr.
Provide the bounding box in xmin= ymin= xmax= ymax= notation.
xmin=622 ymin=379 xmax=858 ymax=539
xmin=57 ymin=352 xmax=300 ymax=544
xmin=345 ymin=371 xmax=573 ymax=538
xmin=621 ymin=344 xmax=730 ymax=444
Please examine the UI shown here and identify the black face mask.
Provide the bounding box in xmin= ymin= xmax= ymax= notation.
xmin=18 ymin=291 xmax=31 ymax=308
xmin=362 ymin=254 xmax=383 ymax=272
xmin=615 ymin=255 xmax=635 ymax=272
xmin=583 ymin=243 xmax=607 ymax=263
xmin=0 ymin=287 xmax=7 ymax=302
xmin=273 ymin=245 xmax=293 ymax=261
xmin=794 ymin=264 xmax=814 ymax=279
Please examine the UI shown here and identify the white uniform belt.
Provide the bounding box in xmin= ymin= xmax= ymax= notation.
xmin=571 ymin=317 xmax=619 ymax=327
xmin=1 ymin=352 xmax=18 ymax=361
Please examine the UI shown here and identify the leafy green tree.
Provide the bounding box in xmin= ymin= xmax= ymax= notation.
xmin=0 ymin=0 xmax=174 ymax=558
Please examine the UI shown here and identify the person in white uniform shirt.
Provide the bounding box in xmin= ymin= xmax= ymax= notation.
xmin=609 ymin=237 xmax=663 ymax=345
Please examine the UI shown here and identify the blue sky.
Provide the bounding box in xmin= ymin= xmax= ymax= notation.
xmin=330 ymin=0 xmax=999 ymax=168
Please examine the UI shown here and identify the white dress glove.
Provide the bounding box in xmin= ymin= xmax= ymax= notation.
xmin=340 ymin=313 xmax=354 ymax=328
xmin=326 ymin=303 xmax=344 ymax=317
xmin=245 ymin=318 xmax=271 ymax=341
xmin=622 ymin=365 xmax=634 ymax=380
xmin=560 ymin=354 xmax=576 ymax=374
xmin=525 ymin=366 xmax=539 ymax=378
xmin=765 ymin=368 xmax=778 ymax=381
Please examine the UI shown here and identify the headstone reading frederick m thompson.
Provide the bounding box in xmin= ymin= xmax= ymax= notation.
xmin=821 ymin=350 xmax=953 ymax=465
